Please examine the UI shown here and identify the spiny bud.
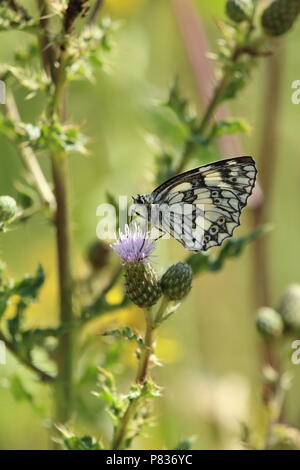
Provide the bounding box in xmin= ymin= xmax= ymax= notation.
xmin=267 ymin=424 xmax=300 ymax=450
xmin=225 ymin=0 xmax=253 ymax=23
xmin=0 ymin=196 xmax=17 ymax=224
xmin=87 ymin=240 xmax=110 ymax=271
xmin=278 ymin=284 xmax=300 ymax=333
xmin=161 ymin=262 xmax=193 ymax=301
xmin=261 ymin=0 xmax=300 ymax=37
xmin=125 ymin=262 xmax=162 ymax=308
xmin=256 ymin=307 xmax=283 ymax=339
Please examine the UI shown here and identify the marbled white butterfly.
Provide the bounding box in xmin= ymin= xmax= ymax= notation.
xmin=132 ymin=156 xmax=257 ymax=252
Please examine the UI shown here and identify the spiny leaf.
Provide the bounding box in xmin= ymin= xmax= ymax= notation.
xmin=186 ymin=225 xmax=271 ymax=275
xmin=12 ymin=264 xmax=45 ymax=300
xmin=102 ymin=326 xmax=145 ymax=348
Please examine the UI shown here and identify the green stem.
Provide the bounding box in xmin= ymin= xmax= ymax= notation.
xmin=176 ymin=15 xmax=257 ymax=175
xmin=111 ymin=307 xmax=156 ymax=450
xmin=41 ymin=24 xmax=73 ymax=424
xmin=136 ymin=308 xmax=154 ymax=384
xmin=154 ymin=296 xmax=170 ymax=326
xmin=111 ymin=400 xmax=139 ymax=450
xmin=175 ymin=72 xmax=230 ymax=174
xmin=3 ymin=91 xmax=56 ymax=212
xmin=51 ymin=150 xmax=74 ymax=423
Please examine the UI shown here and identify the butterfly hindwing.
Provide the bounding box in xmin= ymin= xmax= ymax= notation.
xmin=152 ymin=156 xmax=257 ymax=251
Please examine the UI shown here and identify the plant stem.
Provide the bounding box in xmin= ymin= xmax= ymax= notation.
xmin=51 ymin=150 xmax=74 ymax=423
xmin=154 ymin=295 xmax=170 ymax=326
xmin=136 ymin=308 xmax=154 ymax=384
xmin=3 ymin=92 xmax=56 ymax=212
xmin=252 ymin=46 xmax=284 ymax=377
xmin=38 ymin=6 xmax=74 ymax=423
xmin=175 ymin=70 xmax=231 ymax=174
xmin=252 ymin=45 xmax=284 ymax=310
xmin=87 ymin=0 xmax=104 ymax=25
xmin=175 ymin=12 xmax=257 ymax=175
xmin=111 ymin=308 xmax=156 ymax=450
xmin=0 ymin=331 xmax=54 ymax=382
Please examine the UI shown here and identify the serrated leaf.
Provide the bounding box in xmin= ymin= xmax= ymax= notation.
xmin=186 ymin=225 xmax=271 ymax=275
xmin=12 ymin=264 xmax=45 ymax=300
xmin=208 ymin=118 xmax=250 ymax=141
xmin=59 ymin=429 xmax=103 ymax=450
xmin=102 ymin=327 xmax=144 ymax=348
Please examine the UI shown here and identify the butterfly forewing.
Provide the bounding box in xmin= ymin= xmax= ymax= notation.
xmin=151 ymin=156 xmax=257 ymax=251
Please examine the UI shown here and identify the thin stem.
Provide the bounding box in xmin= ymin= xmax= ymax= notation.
xmin=175 ymin=70 xmax=231 ymax=174
xmin=263 ymin=373 xmax=289 ymax=450
xmin=175 ymin=14 xmax=257 ymax=175
xmin=37 ymin=0 xmax=58 ymax=82
xmin=37 ymin=4 xmax=76 ymax=424
xmin=3 ymin=92 xmax=56 ymax=212
xmin=136 ymin=308 xmax=154 ymax=384
xmin=252 ymin=45 xmax=284 ymax=310
xmin=87 ymin=0 xmax=104 ymax=25
xmin=154 ymin=296 xmax=170 ymax=326
xmin=0 ymin=331 xmax=54 ymax=382
xmin=111 ymin=307 xmax=157 ymax=450
xmin=111 ymin=400 xmax=139 ymax=450
xmin=252 ymin=46 xmax=284 ymax=378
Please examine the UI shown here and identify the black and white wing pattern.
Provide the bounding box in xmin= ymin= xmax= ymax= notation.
xmin=151 ymin=156 xmax=257 ymax=252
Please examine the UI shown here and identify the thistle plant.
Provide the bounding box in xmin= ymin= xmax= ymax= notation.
xmin=0 ymin=0 xmax=299 ymax=450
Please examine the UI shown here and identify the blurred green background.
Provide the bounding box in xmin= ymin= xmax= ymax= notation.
xmin=0 ymin=0 xmax=300 ymax=449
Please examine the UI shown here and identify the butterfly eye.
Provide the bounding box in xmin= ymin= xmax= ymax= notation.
xmin=214 ymin=198 xmax=221 ymax=204
xmin=212 ymin=191 xmax=218 ymax=197
xmin=230 ymin=177 xmax=237 ymax=183
xmin=210 ymin=225 xmax=219 ymax=235
xmin=204 ymin=235 xmax=210 ymax=243
xmin=218 ymin=216 xmax=225 ymax=224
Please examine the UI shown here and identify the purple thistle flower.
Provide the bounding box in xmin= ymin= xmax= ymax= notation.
xmin=111 ymin=223 xmax=156 ymax=264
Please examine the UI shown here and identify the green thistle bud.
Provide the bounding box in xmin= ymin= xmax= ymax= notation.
xmin=0 ymin=196 xmax=17 ymax=223
xmin=161 ymin=262 xmax=193 ymax=301
xmin=256 ymin=307 xmax=283 ymax=339
xmin=125 ymin=262 xmax=162 ymax=308
xmin=267 ymin=424 xmax=300 ymax=450
xmin=261 ymin=0 xmax=300 ymax=36
xmin=278 ymin=284 xmax=300 ymax=333
xmin=225 ymin=0 xmax=253 ymax=23
xmin=87 ymin=240 xmax=110 ymax=271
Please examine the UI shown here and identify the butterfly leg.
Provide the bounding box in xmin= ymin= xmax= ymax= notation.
xmin=153 ymin=225 xmax=166 ymax=241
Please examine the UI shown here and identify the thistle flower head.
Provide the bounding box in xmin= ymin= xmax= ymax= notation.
xmin=111 ymin=224 xmax=161 ymax=308
xmin=111 ymin=223 xmax=155 ymax=264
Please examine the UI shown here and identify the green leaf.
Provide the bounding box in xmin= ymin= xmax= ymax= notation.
xmin=13 ymin=264 xmax=45 ymax=300
xmin=155 ymin=151 xmax=174 ymax=186
xmin=164 ymin=78 xmax=195 ymax=127
xmin=10 ymin=374 xmax=43 ymax=415
xmin=0 ymin=293 xmax=9 ymax=318
xmin=58 ymin=427 xmax=103 ymax=450
xmin=186 ymin=225 xmax=271 ymax=275
xmin=208 ymin=118 xmax=251 ymax=141
xmin=185 ymin=252 xmax=210 ymax=275
xmin=173 ymin=436 xmax=196 ymax=450
xmin=102 ymin=326 xmax=144 ymax=348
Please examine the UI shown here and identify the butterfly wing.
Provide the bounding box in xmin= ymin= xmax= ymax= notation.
xmin=152 ymin=156 xmax=257 ymax=251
